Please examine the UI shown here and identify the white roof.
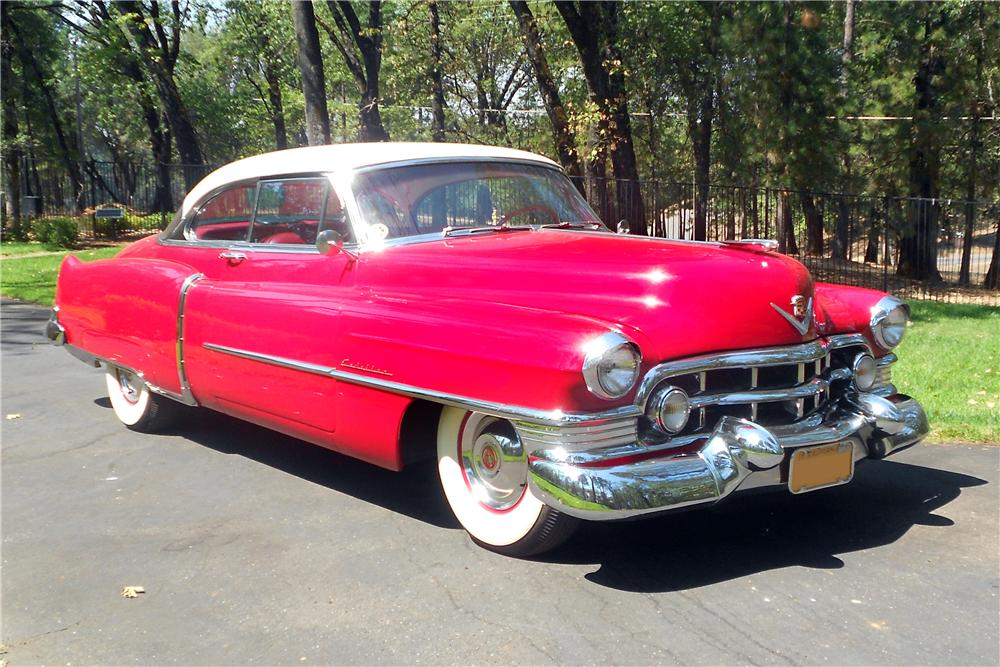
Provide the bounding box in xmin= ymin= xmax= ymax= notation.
xmin=182 ymin=142 xmax=560 ymax=214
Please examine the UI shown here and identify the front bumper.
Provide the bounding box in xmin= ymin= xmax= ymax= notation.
xmin=527 ymin=392 xmax=928 ymax=520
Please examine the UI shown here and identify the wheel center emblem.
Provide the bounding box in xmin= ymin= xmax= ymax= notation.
xmin=481 ymin=446 xmax=499 ymax=471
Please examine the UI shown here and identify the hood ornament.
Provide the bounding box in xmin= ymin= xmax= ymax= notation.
xmin=771 ymin=295 xmax=813 ymax=335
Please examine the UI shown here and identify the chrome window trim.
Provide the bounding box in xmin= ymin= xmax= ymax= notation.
xmin=201 ymin=341 xmax=641 ymax=427
xmin=165 ymin=172 xmax=361 ymax=248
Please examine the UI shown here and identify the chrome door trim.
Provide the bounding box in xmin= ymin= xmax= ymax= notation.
xmin=201 ymin=342 xmax=641 ymax=427
xmin=176 ymin=273 xmax=203 ymax=406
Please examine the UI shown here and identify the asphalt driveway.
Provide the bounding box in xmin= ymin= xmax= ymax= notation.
xmin=2 ymin=299 xmax=998 ymax=665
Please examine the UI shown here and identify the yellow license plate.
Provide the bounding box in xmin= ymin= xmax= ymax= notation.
xmin=788 ymin=441 xmax=855 ymax=494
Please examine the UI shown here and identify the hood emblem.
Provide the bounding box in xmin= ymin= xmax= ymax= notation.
xmin=771 ymin=296 xmax=813 ymax=335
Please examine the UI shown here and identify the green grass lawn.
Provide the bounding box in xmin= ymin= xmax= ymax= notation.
xmin=894 ymin=300 xmax=1000 ymax=443
xmin=1 ymin=246 xmax=997 ymax=443
xmin=0 ymin=245 xmax=124 ymax=305
xmin=0 ymin=241 xmax=51 ymax=256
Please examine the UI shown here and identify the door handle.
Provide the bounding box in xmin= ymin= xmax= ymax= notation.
xmin=219 ymin=250 xmax=247 ymax=264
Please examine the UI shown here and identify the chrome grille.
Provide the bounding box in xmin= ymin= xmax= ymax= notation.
xmin=638 ymin=335 xmax=871 ymax=436
xmin=515 ymin=416 xmax=638 ymax=453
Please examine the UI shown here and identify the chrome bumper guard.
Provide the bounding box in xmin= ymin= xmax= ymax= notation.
xmin=527 ymin=392 xmax=928 ymax=520
xmin=45 ymin=307 xmax=66 ymax=345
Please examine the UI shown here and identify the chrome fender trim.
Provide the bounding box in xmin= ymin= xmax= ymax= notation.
xmin=176 ymin=273 xmax=203 ymax=406
xmin=202 ymin=342 xmax=642 ymax=427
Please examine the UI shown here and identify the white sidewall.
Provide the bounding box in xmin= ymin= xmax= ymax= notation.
xmin=105 ymin=369 xmax=151 ymax=426
xmin=437 ymin=407 xmax=544 ymax=547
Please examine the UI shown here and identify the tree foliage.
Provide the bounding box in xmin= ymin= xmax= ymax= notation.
xmin=2 ymin=0 xmax=997 ymax=234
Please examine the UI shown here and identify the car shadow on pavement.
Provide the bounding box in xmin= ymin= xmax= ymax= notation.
xmin=153 ymin=407 xmax=459 ymax=529
xmin=92 ymin=394 xmax=986 ymax=593
xmin=541 ymin=458 xmax=987 ymax=592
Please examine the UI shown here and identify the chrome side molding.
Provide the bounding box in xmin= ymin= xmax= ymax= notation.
xmin=202 ymin=342 xmax=642 ymax=427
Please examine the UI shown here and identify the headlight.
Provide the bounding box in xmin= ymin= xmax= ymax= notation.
xmin=870 ymin=296 xmax=910 ymax=350
xmin=647 ymin=385 xmax=691 ymax=434
xmin=582 ymin=332 xmax=642 ymax=399
xmin=852 ymin=353 xmax=877 ymax=392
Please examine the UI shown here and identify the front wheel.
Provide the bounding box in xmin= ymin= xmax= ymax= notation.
xmin=105 ymin=367 xmax=177 ymax=432
xmin=436 ymin=407 xmax=578 ymax=557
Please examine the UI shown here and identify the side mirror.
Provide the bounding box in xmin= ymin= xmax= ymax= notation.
xmin=316 ymin=229 xmax=346 ymax=255
xmin=616 ymin=219 xmax=630 ymax=235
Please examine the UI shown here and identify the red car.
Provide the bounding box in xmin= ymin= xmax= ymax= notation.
xmin=48 ymin=143 xmax=928 ymax=556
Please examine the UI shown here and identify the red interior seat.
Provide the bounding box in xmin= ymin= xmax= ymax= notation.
xmin=262 ymin=231 xmax=305 ymax=244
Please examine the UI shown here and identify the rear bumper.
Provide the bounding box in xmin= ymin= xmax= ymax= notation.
xmin=527 ymin=392 xmax=928 ymax=520
xmin=45 ymin=307 xmax=65 ymax=345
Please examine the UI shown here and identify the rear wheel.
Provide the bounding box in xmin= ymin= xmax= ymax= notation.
xmin=436 ymin=407 xmax=578 ymax=557
xmin=105 ymin=367 xmax=177 ymax=432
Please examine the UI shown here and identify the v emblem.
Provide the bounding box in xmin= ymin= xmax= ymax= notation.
xmin=770 ymin=297 xmax=813 ymax=336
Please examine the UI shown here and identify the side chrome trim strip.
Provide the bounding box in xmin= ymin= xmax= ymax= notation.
xmin=176 ymin=274 xmax=203 ymax=406
xmin=202 ymin=342 xmax=641 ymax=427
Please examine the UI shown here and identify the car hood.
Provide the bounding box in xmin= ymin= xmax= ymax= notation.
xmin=360 ymin=230 xmax=817 ymax=362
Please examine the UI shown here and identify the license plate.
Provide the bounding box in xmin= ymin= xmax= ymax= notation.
xmin=788 ymin=441 xmax=855 ymax=494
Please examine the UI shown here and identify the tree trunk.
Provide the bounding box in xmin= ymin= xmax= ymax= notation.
xmin=115 ymin=1 xmax=204 ymax=185
xmin=801 ymin=192 xmax=824 ymax=255
xmin=864 ymin=201 xmax=881 ymax=264
xmin=1 ymin=6 xmax=23 ymax=238
xmin=264 ymin=62 xmax=288 ymax=150
xmin=143 ymin=103 xmax=173 ymax=213
xmin=510 ymin=0 xmax=584 ymax=183
xmin=291 ymin=0 xmax=331 ymax=146
xmin=9 ymin=17 xmax=84 ymax=211
xmin=690 ymin=94 xmax=712 ymax=241
xmin=898 ymin=7 xmax=944 ymax=282
xmin=555 ymin=1 xmax=644 ymax=232
xmin=319 ymin=1 xmax=389 ymax=141
xmin=777 ymin=190 xmax=799 ymax=255
xmin=428 ymin=0 xmax=447 ymax=142
xmin=833 ymin=0 xmax=854 ymax=260
xmin=984 ymin=217 xmax=1000 ymax=289
xmin=688 ymin=1 xmax=721 ymax=241
xmin=958 ymin=2 xmax=984 ymax=287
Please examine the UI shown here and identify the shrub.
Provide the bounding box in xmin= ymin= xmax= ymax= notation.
xmin=31 ymin=217 xmax=79 ymax=249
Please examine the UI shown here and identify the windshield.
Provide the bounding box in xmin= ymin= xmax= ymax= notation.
xmin=350 ymin=161 xmax=605 ymax=241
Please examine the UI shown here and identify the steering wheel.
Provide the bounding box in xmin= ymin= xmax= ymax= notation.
xmin=496 ymin=203 xmax=561 ymax=227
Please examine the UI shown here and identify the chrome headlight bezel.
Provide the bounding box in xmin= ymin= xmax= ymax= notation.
xmin=870 ymin=296 xmax=910 ymax=350
xmin=582 ymin=332 xmax=642 ymax=400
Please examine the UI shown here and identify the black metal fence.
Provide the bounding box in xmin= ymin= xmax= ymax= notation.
xmin=3 ymin=158 xmax=998 ymax=306
xmin=578 ymin=177 xmax=999 ymax=306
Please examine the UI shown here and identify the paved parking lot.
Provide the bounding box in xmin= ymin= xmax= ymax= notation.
xmin=2 ymin=298 xmax=998 ymax=665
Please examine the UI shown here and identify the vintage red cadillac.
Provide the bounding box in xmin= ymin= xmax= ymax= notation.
xmin=48 ymin=143 xmax=928 ymax=556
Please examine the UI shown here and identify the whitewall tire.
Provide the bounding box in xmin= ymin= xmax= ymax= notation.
xmin=105 ymin=367 xmax=177 ymax=432
xmin=436 ymin=407 xmax=578 ymax=556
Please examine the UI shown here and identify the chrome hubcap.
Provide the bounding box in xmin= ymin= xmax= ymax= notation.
xmin=460 ymin=416 xmax=527 ymax=511
xmin=117 ymin=369 xmax=140 ymax=404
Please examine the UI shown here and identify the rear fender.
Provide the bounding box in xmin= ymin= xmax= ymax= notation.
xmin=57 ymin=255 xmax=199 ymax=396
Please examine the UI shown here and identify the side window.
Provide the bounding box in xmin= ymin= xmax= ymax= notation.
xmin=249 ymin=178 xmax=329 ymax=245
xmin=318 ymin=186 xmax=353 ymax=242
xmin=185 ymin=184 xmax=255 ymax=241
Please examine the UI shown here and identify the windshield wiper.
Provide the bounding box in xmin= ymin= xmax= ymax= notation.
xmin=442 ymin=224 xmax=533 ymax=237
xmin=539 ymin=221 xmax=604 ymax=230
